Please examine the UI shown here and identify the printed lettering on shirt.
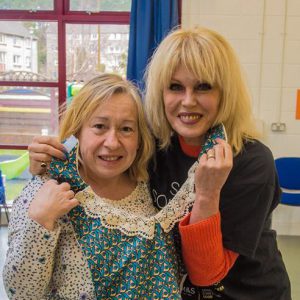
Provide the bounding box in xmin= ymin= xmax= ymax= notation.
xmin=182 ymin=286 xmax=196 ymax=295
xmin=170 ymin=182 xmax=180 ymax=196
xmin=201 ymin=289 xmax=213 ymax=299
xmin=152 ymin=181 xmax=180 ymax=209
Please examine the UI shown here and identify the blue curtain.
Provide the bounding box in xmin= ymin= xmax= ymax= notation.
xmin=127 ymin=0 xmax=179 ymax=91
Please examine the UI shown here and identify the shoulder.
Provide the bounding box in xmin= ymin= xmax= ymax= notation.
xmin=13 ymin=175 xmax=48 ymax=206
xmin=231 ymin=140 xmax=276 ymax=185
xmin=241 ymin=139 xmax=273 ymax=159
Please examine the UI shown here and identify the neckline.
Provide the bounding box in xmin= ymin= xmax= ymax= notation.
xmin=83 ymin=182 xmax=141 ymax=205
xmin=178 ymin=135 xmax=201 ymax=158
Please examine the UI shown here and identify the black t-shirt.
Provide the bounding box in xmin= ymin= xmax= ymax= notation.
xmin=149 ymin=135 xmax=291 ymax=300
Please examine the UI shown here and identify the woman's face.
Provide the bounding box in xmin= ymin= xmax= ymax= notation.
xmin=163 ymin=65 xmax=220 ymax=146
xmin=78 ymin=93 xmax=139 ymax=185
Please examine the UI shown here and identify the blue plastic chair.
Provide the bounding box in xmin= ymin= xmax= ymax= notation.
xmin=275 ymin=157 xmax=300 ymax=206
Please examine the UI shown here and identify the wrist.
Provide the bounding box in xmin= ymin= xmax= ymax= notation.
xmin=28 ymin=210 xmax=56 ymax=231
xmin=190 ymin=193 xmax=220 ymax=224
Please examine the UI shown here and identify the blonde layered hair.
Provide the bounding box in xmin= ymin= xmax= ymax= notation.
xmin=144 ymin=27 xmax=260 ymax=154
xmin=59 ymin=74 xmax=154 ymax=181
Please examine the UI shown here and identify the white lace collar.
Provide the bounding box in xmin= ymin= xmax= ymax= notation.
xmin=75 ymin=162 xmax=197 ymax=240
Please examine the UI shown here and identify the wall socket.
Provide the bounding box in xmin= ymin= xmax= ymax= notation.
xmin=271 ymin=122 xmax=286 ymax=132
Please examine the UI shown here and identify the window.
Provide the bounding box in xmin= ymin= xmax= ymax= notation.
xmin=0 ymin=52 xmax=5 ymax=72
xmin=69 ymin=0 xmax=131 ymax=12
xmin=25 ymin=56 xmax=31 ymax=68
xmin=109 ymin=33 xmax=116 ymax=40
xmin=0 ymin=0 xmax=131 ymax=202
xmin=13 ymin=55 xmax=21 ymax=65
xmin=0 ymin=0 xmax=53 ymax=11
xmin=13 ymin=37 xmax=22 ymax=47
xmin=66 ymin=24 xmax=129 ymax=81
xmin=0 ymin=0 xmax=130 ymax=149
xmin=0 ymin=34 xmax=5 ymax=44
xmin=25 ymin=38 xmax=31 ymax=48
xmin=0 ymin=86 xmax=59 ymax=144
xmin=0 ymin=21 xmax=57 ymax=81
xmin=0 ymin=52 xmax=5 ymax=63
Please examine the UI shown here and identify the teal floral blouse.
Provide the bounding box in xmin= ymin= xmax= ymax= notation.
xmin=69 ymin=184 xmax=182 ymax=299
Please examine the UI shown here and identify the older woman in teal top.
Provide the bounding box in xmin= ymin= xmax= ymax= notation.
xmin=3 ymin=74 xmax=183 ymax=299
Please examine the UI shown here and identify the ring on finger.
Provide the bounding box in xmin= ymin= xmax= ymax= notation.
xmin=207 ymin=152 xmax=215 ymax=159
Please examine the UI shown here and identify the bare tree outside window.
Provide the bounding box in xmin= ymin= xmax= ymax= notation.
xmin=65 ymin=24 xmax=129 ymax=82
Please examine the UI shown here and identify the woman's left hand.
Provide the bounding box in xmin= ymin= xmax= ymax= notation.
xmin=190 ymin=138 xmax=233 ymax=223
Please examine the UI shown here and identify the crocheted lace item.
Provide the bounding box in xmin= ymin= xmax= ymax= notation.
xmin=74 ymin=123 xmax=227 ymax=239
xmin=154 ymin=123 xmax=227 ymax=231
xmin=154 ymin=123 xmax=228 ymax=231
xmin=155 ymin=162 xmax=197 ymax=232
xmin=75 ymin=182 xmax=158 ymax=239
xmin=75 ymin=172 xmax=197 ymax=239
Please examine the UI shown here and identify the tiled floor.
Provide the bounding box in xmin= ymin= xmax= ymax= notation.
xmin=0 ymin=225 xmax=299 ymax=299
xmin=277 ymin=235 xmax=300 ymax=299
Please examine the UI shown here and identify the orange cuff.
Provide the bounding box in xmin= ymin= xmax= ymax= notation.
xmin=179 ymin=212 xmax=238 ymax=286
xmin=179 ymin=212 xmax=221 ymax=252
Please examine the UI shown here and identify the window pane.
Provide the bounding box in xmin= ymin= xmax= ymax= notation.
xmin=0 ymin=86 xmax=59 ymax=146
xmin=0 ymin=149 xmax=29 ymax=204
xmin=70 ymin=0 xmax=131 ymax=12
xmin=66 ymin=24 xmax=129 ymax=82
xmin=0 ymin=0 xmax=53 ymax=10
xmin=0 ymin=21 xmax=58 ymax=81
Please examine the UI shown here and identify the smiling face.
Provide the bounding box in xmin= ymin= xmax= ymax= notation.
xmin=78 ymin=93 xmax=139 ymax=186
xmin=163 ymin=65 xmax=220 ymax=146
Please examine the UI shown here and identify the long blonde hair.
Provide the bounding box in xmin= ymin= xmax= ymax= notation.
xmin=59 ymin=74 xmax=154 ymax=181
xmin=144 ymin=26 xmax=260 ymax=154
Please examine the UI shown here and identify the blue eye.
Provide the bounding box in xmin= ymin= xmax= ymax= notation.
xmin=169 ymin=83 xmax=183 ymax=91
xmin=196 ymin=83 xmax=212 ymax=91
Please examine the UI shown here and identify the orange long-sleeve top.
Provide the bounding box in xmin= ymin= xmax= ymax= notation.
xmin=179 ymin=213 xmax=238 ymax=286
xmin=178 ymin=136 xmax=239 ymax=286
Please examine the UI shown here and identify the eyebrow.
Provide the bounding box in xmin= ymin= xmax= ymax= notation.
xmin=91 ymin=116 xmax=137 ymax=124
xmin=170 ymin=77 xmax=212 ymax=86
xmin=170 ymin=77 xmax=181 ymax=82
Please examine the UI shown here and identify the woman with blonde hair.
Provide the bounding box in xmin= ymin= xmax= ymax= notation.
xmin=145 ymin=27 xmax=290 ymax=300
xmin=26 ymin=27 xmax=291 ymax=300
xmin=3 ymin=74 xmax=184 ymax=299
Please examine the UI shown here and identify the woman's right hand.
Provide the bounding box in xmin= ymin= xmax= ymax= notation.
xmin=28 ymin=180 xmax=79 ymax=231
xmin=28 ymin=136 xmax=66 ymax=175
xmin=190 ymin=138 xmax=233 ymax=223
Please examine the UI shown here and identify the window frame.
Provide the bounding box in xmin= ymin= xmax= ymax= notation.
xmin=0 ymin=0 xmax=130 ymax=149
